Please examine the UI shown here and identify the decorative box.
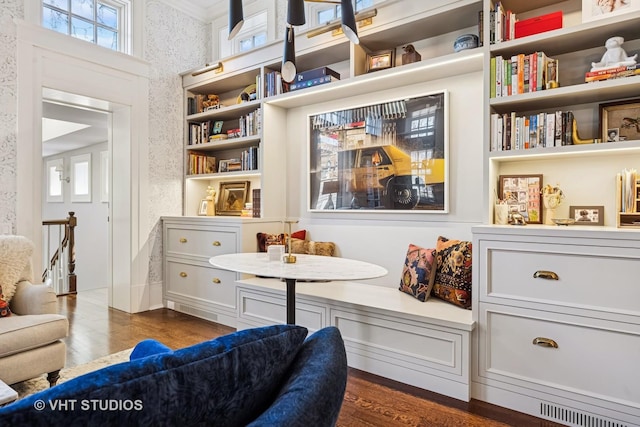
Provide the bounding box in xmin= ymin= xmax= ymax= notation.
xmin=514 ymin=11 xmax=562 ymax=39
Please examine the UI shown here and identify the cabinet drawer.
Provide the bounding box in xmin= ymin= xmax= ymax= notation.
xmin=166 ymin=260 xmax=237 ymax=308
xmin=478 ymin=303 xmax=640 ymax=409
xmin=166 ymin=227 xmax=237 ymax=258
xmin=484 ymin=243 xmax=640 ymax=314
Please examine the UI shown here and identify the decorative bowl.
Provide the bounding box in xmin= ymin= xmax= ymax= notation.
xmin=552 ymin=218 xmax=576 ymax=226
xmin=454 ymin=34 xmax=479 ymax=52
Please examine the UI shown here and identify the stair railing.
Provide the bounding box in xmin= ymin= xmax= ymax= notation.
xmin=42 ymin=212 xmax=77 ymax=295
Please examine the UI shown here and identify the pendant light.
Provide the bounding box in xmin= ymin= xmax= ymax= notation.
xmin=281 ymin=25 xmax=297 ymax=83
xmin=228 ymin=0 xmax=244 ymax=40
xmin=287 ymin=0 xmax=306 ymax=26
xmin=340 ymin=0 xmax=359 ymax=44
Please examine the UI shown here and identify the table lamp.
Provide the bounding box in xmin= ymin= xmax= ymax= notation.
xmin=283 ymin=219 xmax=299 ymax=263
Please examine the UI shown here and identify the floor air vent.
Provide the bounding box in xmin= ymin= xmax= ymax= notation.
xmin=540 ymin=402 xmax=629 ymax=427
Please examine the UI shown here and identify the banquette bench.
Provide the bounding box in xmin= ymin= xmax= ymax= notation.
xmin=235 ymin=277 xmax=475 ymax=401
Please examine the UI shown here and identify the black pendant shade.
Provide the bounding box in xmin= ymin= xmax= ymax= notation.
xmin=228 ymin=0 xmax=244 ymax=40
xmin=281 ymin=26 xmax=297 ymax=83
xmin=287 ymin=0 xmax=306 ymax=26
xmin=340 ymin=0 xmax=359 ymax=44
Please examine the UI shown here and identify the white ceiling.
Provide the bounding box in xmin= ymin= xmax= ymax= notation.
xmin=42 ymin=101 xmax=109 ymax=157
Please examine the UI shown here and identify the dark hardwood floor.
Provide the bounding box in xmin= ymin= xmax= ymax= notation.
xmin=56 ymin=290 xmax=563 ymax=427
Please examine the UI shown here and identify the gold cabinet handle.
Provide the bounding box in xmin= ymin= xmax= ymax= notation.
xmin=533 ymin=270 xmax=559 ymax=280
xmin=212 ymin=241 xmax=221 ymax=246
xmin=532 ymin=337 xmax=558 ymax=348
xmin=212 ymin=278 xmax=221 ymax=284
xmin=179 ymin=238 xmax=187 ymax=243
xmin=179 ymin=272 xmax=188 ymax=278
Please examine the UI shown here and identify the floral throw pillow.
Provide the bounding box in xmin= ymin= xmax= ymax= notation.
xmin=432 ymin=236 xmax=472 ymax=309
xmin=398 ymin=244 xmax=437 ymax=302
xmin=0 ymin=285 xmax=11 ymax=318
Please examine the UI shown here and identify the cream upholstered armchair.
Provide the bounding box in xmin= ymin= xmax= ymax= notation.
xmin=0 ymin=235 xmax=69 ymax=386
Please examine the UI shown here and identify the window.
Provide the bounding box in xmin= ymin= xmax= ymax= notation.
xmin=315 ymin=0 xmax=374 ymax=24
xmin=219 ymin=10 xmax=269 ymax=58
xmin=70 ymin=153 xmax=92 ymax=202
xmin=46 ymin=158 xmax=64 ymax=203
xmin=41 ymin=0 xmax=131 ymax=53
xmin=239 ymin=31 xmax=267 ymax=53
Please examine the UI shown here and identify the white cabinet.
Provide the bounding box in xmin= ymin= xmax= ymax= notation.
xmin=472 ymin=225 xmax=640 ymax=426
xmin=162 ymin=216 xmax=281 ymax=327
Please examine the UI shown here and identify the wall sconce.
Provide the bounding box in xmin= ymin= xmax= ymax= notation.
xmin=55 ymin=166 xmax=69 ymax=183
xmin=306 ymin=8 xmax=377 ymax=40
xmin=190 ymin=62 xmax=224 ymax=77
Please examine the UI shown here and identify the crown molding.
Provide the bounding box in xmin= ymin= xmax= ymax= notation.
xmin=154 ymin=0 xmax=224 ymax=22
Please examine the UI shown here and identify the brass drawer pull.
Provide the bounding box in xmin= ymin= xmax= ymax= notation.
xmin=179 ymin=238 xmax=187 ymax=243
xmin=212 ymin=241 xmax=221 ymax=246
xmin=212 ymin=278 xmax=221 ymax=284
xmin=179 ymin=272 xmax=188 ymax=278
xmin=532 ymin=337 xmax=558 ymax=348
xmin=533 ymin=270 xmax=559 ymax=280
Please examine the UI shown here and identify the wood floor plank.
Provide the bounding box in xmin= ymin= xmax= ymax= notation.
xmin=55 ymin=292 xmax=562 ymax=427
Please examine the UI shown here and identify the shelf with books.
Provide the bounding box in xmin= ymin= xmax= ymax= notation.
xmin=488 ymin=139 xmax=640 ymax=162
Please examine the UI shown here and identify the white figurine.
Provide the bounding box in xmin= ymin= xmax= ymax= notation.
xmin=591 ymin=36 xmax=637 ymax=71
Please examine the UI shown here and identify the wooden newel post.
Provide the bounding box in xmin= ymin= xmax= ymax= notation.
xmin=67 ymin=212 xmax=77 ymax=294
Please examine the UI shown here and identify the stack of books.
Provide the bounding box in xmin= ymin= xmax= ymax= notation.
xmin=289 ymin=66 xmax=340 ymax=92
xmin=585 ymin=64 xmax=640 ymax=82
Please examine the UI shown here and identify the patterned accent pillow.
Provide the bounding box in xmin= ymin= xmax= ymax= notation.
xmin=257 ymin=233 xmax=285 ymax=252
xmin=432 ymin=236 xmax=472 ymax=309
xmin=398 ymin=244 xmax=437 ymax=302
xmin=257 ymin=230 xmax=307 ymax=252
xmin=0 ymin=285 xmax=11 ymax=318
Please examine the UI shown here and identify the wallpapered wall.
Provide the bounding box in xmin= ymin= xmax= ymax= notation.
xmin=0 ymin=2 xmax=22 ymax=232
xmin=0 ymin=0 xmax=209 ymax=294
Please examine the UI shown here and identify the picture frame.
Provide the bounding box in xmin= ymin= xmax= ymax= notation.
xmin=599 ymin=98 xmax=640 ymax=142
xmin=217 ymin=181 xmax=250 ymax=216
xmin=569 ymin=205 xmax=604 ymax=226
xmin=198 ymin=199 xmax=209 ymax=216
xmin=366 ymin=49 xmax=395 ymax=73
xmin=582 ymin=0 xmax=640 ymax=23
xmin=308 ymin=91 xmax=448 ymax=213
xmin=498 ymin=174 xmax=543 ymax=224
xmin=218 ymin=159 xmax=229 ymax=173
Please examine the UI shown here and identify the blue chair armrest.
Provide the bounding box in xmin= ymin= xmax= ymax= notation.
xmin=129 ymin=339 xmax=172 ymax=360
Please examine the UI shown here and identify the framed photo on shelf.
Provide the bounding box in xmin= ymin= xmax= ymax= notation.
xmin=198 ymin=199 xmax=209 ymax=216
xmin=307 ymin=91 xmax=448 ymax=213
xmin=600 ymin=99 xmax=640 ymax=142
xmin=218 ymin=159 xmax=229 ymax=173
xmin=366 ymin=50 xmax=394 ymax=73
xmin=217 ymin=181 xmax=250 ymax=216
xmin=582 ymin=0 xmax=640 ymax=23
xmin=498 ymin=174 xmax=543 ymax=224
xmin=569 ymin=205 xmax=604 ymax=225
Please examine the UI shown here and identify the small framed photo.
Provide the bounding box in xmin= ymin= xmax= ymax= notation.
xmin=198 ymin=199 xmax=209 ymax=216
xmin=366 ymin=50 xmax=394 ymax=73
xmin=582 ymin=0 xmax=640 ymax=23
xmin=498 ymin=174 xmax=543 ymax=224
xmin=570 ymin=205 xmax=604 ymax=226
xmin=218 ymin=159 xmax=229 ymax=173
xmin=600 ymin=99 xmax=640 ymax=142
xmin=217 ymin=181 xmax=250 ymax=216
xmin=213 ymin=121 xmax=224 ymax=134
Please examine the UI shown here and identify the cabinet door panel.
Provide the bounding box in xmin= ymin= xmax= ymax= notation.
xmin=166 ymin=227 xmax=237 ymax=258
xmin=478 ymin=303 xmax=640 ymax=409
xmin=166 ymin=260 xmax=236 ymax=308
xmin=482 ymin=241 xmax=640 ymax=314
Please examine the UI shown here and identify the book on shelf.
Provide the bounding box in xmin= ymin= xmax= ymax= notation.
xmin=289 ymin=74 xmax=340 ymax=92
xmin=585 ymin=64 xmax=640 ymax=82
xmin=252 ymin=189 xmax=261 ymax=218
xmin=490 ymin=110 xmax=578 ymax=151
xmin=490 ymin=51 xmax=557 ymax=97
xmin=188 ymin=152 xmax=216 ymax=175
xmin=294 ymin=66 xmax=340 ymax=83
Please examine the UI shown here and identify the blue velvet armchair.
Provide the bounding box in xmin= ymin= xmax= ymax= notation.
xmin=0 ymin=325 xmax=348 ymax=426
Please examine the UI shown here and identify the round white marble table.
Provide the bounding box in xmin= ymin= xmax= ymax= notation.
xmin=209 ymin=252 xmax=388 ymax=324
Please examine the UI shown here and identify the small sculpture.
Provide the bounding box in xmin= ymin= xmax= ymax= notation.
xmin=401 ymin=44 xmax=421 ymax=65
xmin=202 ymin=94 xmax=220 ymax=110
xmin=591 ymin=36 xmax=637 ymax=72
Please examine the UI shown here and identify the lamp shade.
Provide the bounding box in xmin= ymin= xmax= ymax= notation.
xmin=287 ymin=0 xmax=305 ymax=26
xmin=228 ymin=0 xmax=244 ymax=40
xmin=281 ymin=26 xmax=297 ymax=83
xmin=340 ymin=0 xmax=359 ymax=44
